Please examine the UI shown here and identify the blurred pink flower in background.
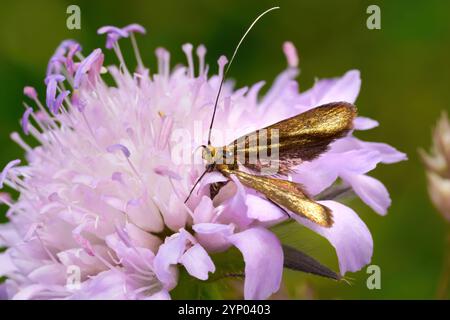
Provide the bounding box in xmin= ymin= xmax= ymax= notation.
xmin=0 ymin=24 xmax=405 ymax=300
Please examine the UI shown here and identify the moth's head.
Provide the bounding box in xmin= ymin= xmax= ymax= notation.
xmin=201 ymin=145 xmax=232 ymax=165
xmin=201 ymin=145 xmax=218 ymax=165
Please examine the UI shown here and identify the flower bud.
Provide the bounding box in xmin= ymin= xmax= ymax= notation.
xmin=421 ymin=112 xmax=450 ymax=222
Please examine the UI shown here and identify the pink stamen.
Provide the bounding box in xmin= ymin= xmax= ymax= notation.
xmin=23 ymin=86 xmax=38 ymax=100
xmin=154 ymin=165 xmax=182 ymax=180
xmin=21 ymin=107 xmax=33 ymax=135
xmin=217 ymin=55 xmax=228 ymax=79
xmin=196 ymin=45 xmax=206 ymax=76
xmin=182 ymin=43 xmax=194 ymax=78
xmin=107 ymin=144 xmax=131 ymax=158
xmin=0 ymin=159 xmax=21 ymax=189
xmin=282 ymin=41 xmax=299 ymax=68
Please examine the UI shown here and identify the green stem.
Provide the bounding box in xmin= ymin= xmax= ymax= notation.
xmin=437 ymin=225 xmax=450 ymax=300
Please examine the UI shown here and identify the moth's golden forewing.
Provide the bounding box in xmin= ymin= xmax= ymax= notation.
xmin=219 ymin=166 xmax=333 ymax=227
xmin=224 ymin=102 xmax=356 ymax=174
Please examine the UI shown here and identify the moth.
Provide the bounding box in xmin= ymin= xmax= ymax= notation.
xmin=184 ymin=7 xmax=356 ymax=228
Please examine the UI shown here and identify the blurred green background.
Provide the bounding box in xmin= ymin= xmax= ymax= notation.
xmin=1 ymin=0 xmax=449 ymax=299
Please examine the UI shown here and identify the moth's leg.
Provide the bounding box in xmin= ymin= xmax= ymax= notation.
xmin=266 ymin=198 xmax=291 ymax=218
xmin=184 ymin=165 xmax=214 ymax=203
xmin=210 ymin=181 xmax=228 ymax=199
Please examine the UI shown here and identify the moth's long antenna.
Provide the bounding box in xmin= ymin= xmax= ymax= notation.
xmin=207 ymin=6 xmax=280 ymax=145
xmin=184 ymin=168 xmax=209 ymax=203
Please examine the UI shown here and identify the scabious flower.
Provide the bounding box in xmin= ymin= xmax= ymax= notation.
xmin=421 ymin=113 xmax=450 ymax=222
xmin=0 ymin=24 xmax=405 ymax=300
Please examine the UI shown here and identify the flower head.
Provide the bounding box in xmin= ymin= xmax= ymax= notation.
xmin=421 ymin=113 xmax=450 ymax=222
xmin=0 ymin=23 xmax=405 ymax=300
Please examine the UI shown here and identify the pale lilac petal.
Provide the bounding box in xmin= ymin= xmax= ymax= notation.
xmin=332 ymin=137 xmax=407 ymax=164
xmin=159 ymin=194 xmax=189 ymax=232
xmin=145 ymin=290 xmax=171 ymax=300
xmin=193 ymin=196 xmax=215 ymax=224
xmin=260 ymin=68 xmax=299 ymax=111
xmin=153 ymin=232 xmax=187 ymax=290
xmin=298 ymin=70 xmax=361 ymax=106
xmin=13 ymin=284 xmax=68 ymax=300
xmin=217 ymin=176 xmax=253 ymax=227
xmin=245 ymin=194 xmax=285 ymax=222
xmin=126 ymin=196 xmax=164 ymax=233
xmin=106 ymin=233 xmax=156 ymax=278
xmin=193 ymin=223 xmax=232 ymax=234
xmin=339 ymin=150 xmax=381 ymax=174
xmin=125 ymin=223 xmax=162 ymax=253
xmin=193 ymin=223 xmax=234 ymax=252
xmin=0 ymin=284 xmax=8 ymax=300
xmin=354 ymin=117 xmax=379 ymax=130
xmin=344 ymin=173 xmax=391 ymax=215
xmin=0 ymin=192 xmax=11 ymax=205
xmin=294 ymin=150 xmax=382 ymax=196
xmin=316 ymin=70 xmax=361 ymax=105
xmin=57 ymin=248 xmax=106 ymax=277
xmin=179 ymin=243 xmax=215 ymax=280
xmin=0 ymin=223 xmax=21 ymax=247
xmin=228 ymin=228 xmax=283 ymax=300
xmin=292 ymin=159 xmax=339 ymax=195
xmin=293 ymin=200 xmax=373 ymax=275
xmin=246 ymin=81 xmax=266 ymax=106
xmin=73 ymin=270 xmax=127 ymax=300
xmin=360 ymin=141 xmax=408 ymax=164
xmin=28 ymin=264 xmax=67 ymax=285
xmin=0 ymin=252 xmax=16 ymax=277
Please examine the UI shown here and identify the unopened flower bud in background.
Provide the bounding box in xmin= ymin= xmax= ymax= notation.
xmin=420 ymin=112 xmax=450 ymax=222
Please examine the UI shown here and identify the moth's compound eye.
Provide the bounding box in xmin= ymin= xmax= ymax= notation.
xmin=202 ymin=146 xmax=216 ymax=164
xmin=202 ymin=149 xmax=210 ymax=160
